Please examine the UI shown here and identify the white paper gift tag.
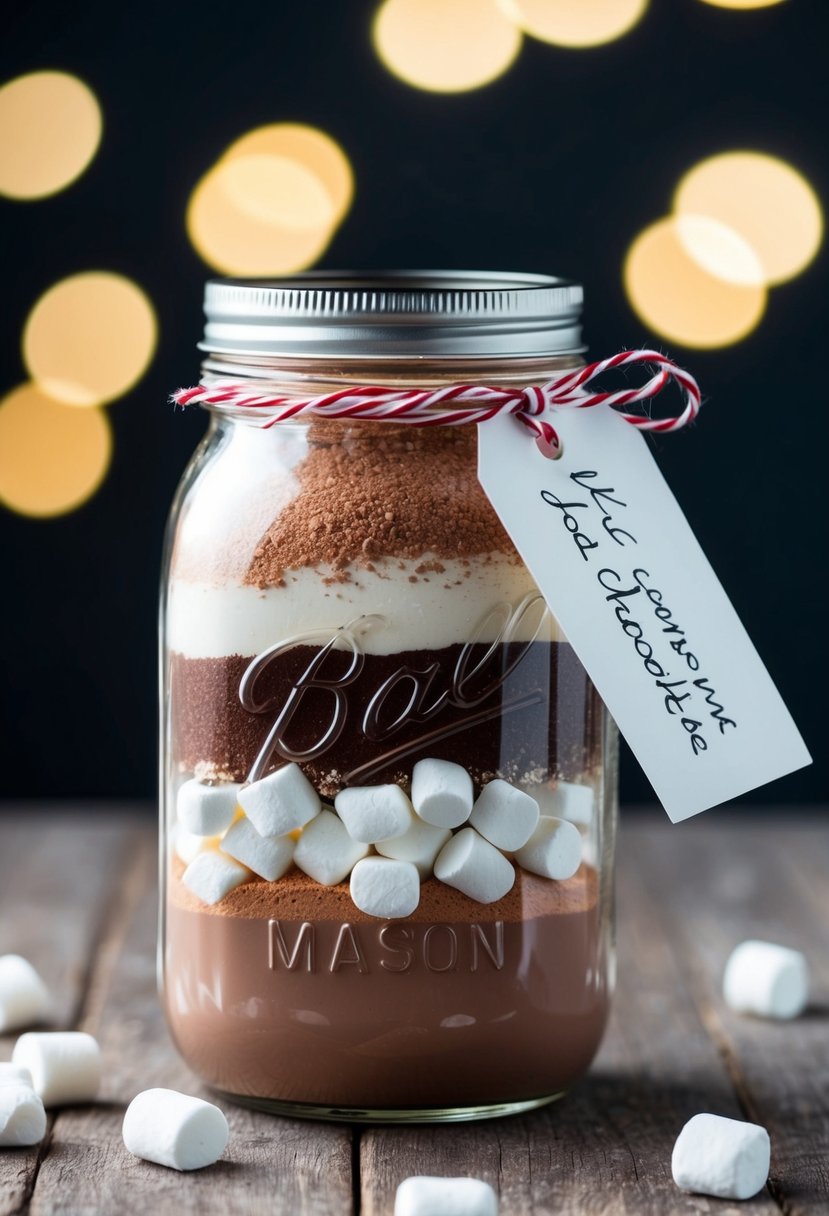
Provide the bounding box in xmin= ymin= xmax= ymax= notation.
xmin=478 ymin=406 xmax=811 ymax=822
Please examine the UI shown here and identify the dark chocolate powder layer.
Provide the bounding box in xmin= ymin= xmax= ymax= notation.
xmin=170 ymin=640 xmax=604 ymax=795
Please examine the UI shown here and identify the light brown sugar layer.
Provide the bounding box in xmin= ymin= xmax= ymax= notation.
xmin=244 ymin=423 xmax=519 ymax=587
xmin=169 ymin=856 xmax=598 ymax=923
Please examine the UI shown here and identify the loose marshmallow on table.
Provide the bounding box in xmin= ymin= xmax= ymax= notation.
xmin=0 ymin=1063 xmax=33 ymax=1087
xmin=335 ymin=784 xmax=412 ymax=844
xmin=434 ymin=828 xmax=515 ymax=905
xmin=395 ymin=1175 xmax=498 ymax=1216
xmin=376 ymin=810 xmax=451 ymax=878
xmin=411 ymin=759 xmax=473 ymax=829
xmin=469 ymin=780 xmax=539 ymax=852
xmin=0 ymin=1085 xmax=47 ymax=1147
xmin=221 ymin=816 xmax=295 ymax=882
xmin=350 ymin=857 xmax=420 ymax=919
xmin=12 ymin=1031 xmax=101 ymax=1107
xmin=123 ymin=1088 xmax=229 ymax=1171
xmin=514 ymin=816 xmax=581 ymax=881
xmin=182 ymin=851 xmax=251 ymax=906
xmin=176 ymin=779 xmax=240 ymax=836
xmin=294 ymin=810 xmax=370 ymax=885
xmin=238 ymin=763 xmax=320 ymax=836
xmin=0 ymin=955 xmax=52 ymax=1032
xmin=723 ymin=940 xmax=810 ymax=1020
xmin=672 ymin=1113 xmax=770 ymax=1200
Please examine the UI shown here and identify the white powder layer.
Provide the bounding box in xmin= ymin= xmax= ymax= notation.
xmin=167 ymin=556 xmax=565 ymax=658
xmin=170 ymin=424 xmax=306 ymax=585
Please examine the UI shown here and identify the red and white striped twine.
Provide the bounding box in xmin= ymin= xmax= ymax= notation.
xmin=173 ymin=349 xmax=701 ymax=456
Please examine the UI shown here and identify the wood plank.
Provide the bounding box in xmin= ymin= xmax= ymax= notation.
xmin=360 ymin=821 xmax=778 ymax=1215
xmin=0 ymin=810 xmax=144 ymax=1031
xmin=627 ymin=815 xmax=829 ymax=1215
xmin=0 ymin=812 xmax=143 ymax=1216
xmin=31 ymin=828 xmax=355 ymax=1216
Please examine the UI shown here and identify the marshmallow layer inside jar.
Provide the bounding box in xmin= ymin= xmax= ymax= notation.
xmin=160 ymin=273 xmax=617 ymax=1122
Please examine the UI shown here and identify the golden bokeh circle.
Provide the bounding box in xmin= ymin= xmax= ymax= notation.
xmin=674 ymin=151 xmax=822 ymax=286
xmin=218 ymin=153 xmax=336 ymax=232
xmin=0 ymin=71 xmax=102 ymax=200
xmin=501 ymin=0 xmax=648 ymax=47
xmin=696 ymin=0 xmax=786 ymax=9
xmin=0 ymin=383 xmax=112 ymax=518
xmin=674 ymin=213 xmax=765 ymax=287
xmin=373 ymin=0 xmax=522 ymax=93
xmin=23 ymin=272 xmax=157 ymax=407
xmin=624 ymin=215 xmax=767 ymax=348
xmin=187 ymin=154 xmax=336 ymax=276
xmin=222 ymin=124 xmax=354 ymax=221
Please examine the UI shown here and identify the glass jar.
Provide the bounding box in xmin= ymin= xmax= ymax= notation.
xmin=160 ymin=272 xmax=617 ymax=1122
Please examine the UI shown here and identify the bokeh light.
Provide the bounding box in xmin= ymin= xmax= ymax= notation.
xmin=501 ymin=0 xmax=648 ymax=48
xmin=675 ymin=213 xmax=765 ymax=287
xmin=0 ymin=384 xmax=112 ymax=518
xmin=0 ymin=71 xmax=102 ymax=200
xmin=222 ymin=124 xmax=354 ymax=222
xmin=624 ymin=215 xmax=767 ymax=348
xmin=697 ymin=0 xmax=786 ymax=8
xmin=674 ymin=152 xmax=822 ymax=286
xmin=218 ymin=154 xmax=335 ymax=231
xmin=23 ymin=272 xmax=157 ymax=407
xmin=187 ymin=122 xmax=355 ymax=276
xmin=373 ymin=0 xmax=522 ymax=93
xmin=187 ymin=155 xmax=337 ymax=276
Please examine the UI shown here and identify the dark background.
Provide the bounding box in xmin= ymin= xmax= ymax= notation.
xmin=1 ymin=0 xmax=826 ymax=805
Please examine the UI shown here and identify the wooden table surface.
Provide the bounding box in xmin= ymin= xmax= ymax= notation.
xmin=0 ymin=809 xmax=826 ymax=1215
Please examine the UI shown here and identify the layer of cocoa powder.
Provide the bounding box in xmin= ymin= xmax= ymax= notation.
xmin=169 ymin=856 xmax=598 ymax=923
xmin=169 ymin=640 xmax=603 ymax=795
xmin=244 ymin=424 xmax=519 ymax=588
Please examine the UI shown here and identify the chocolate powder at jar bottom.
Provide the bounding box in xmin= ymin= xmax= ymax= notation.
xmin=165 ymin=866 xmax=608 ymax=1109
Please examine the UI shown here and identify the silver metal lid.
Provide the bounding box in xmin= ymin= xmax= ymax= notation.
xmin=200 ymin=270 xmax=583 ymax=359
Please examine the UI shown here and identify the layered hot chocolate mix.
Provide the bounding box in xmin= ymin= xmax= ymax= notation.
xmin=165 ymin=418 xmax=610 ymax=1110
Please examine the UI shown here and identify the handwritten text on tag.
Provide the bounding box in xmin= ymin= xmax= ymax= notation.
xmin=478 ymin=405 xmax=810 ymax=822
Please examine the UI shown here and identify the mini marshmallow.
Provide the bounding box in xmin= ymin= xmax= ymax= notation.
xmin=514 ymin=816 xmax=581 ymax=881
xmin=0 ymin=1063 xmax=33 ymax=1087
xmin=395 ymin=1176 xmax=498 ymax=1216
xmin=0 ymin=955 xmax=52 ymax=1032
xmin=350 ymin=858 xmax=420 ymax=919
xmin=469 ymin=780 xmax=540 ymax=852
xmin=723 ymin=940 xmax=809 ymax=1019
xmin=176 ymin=779 xmax=240 ymax=836
xmin=335 ymin=784 xmax=412 ymax=844
xmin=672 ymin=1113 xmax=770 ymax=1200
xmin=221 ymin=816 xmax=295 ymax=882
xmin=238 ymin=763 xmax=320 ymax=836
xmin=182 ymin=851 xmax=251 ymax=906
xmin=12 ymin=1031 xmax=101 ymax=1107
xmin=411 ymin=759 xmax=473 ymax=829
xmin=173 ymin=825 xmax=220 ymax=865
xmin=0 ymin=1085 xmax=47 ymax=1147
xmin=123 ymin=1088 xmax=229 ymax=1171
xmin=434 ymin=828 xmax=515 ymax=905
xmin=546 ymin=780 xmax=594 ymax=826
xmin=294 ymin=810 xmax=370 ymax=885
xmin=375 ymin=810 xmax=451 ymax=877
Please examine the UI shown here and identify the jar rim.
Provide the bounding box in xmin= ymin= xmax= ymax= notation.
xmin=198 ymin=270 xmax=584 ymax=360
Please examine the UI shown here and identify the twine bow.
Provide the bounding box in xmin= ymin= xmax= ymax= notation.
xmin=173 ymin=349 xmax=701 ymax=456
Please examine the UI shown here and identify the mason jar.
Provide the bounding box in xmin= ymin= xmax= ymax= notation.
xmin=159 ymin=272 xmax=617 ymax=1122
